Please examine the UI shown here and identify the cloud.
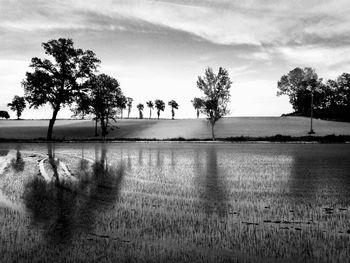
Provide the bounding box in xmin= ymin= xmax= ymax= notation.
xmin=2 ymin=0 xmax=350 ymax=47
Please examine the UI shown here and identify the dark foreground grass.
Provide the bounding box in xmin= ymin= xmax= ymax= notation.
xmin=1 ymin=143 xmax=350 ymax=262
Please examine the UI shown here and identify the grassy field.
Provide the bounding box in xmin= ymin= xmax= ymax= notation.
xmin=1 ymin=117 xmax=350 ymax=140
xmin=0 ymin=142 xmax=350 ymax=262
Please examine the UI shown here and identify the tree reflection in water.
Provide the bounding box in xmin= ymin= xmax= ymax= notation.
xmin=10 ymin=146 xmax=25 ymax=172
xmin=23 ymin=144 xmax=125 ymax=245
xmin=195 ymin=146 xmax=228 ymax=218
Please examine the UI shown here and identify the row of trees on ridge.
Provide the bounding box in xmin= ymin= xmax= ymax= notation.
xmin=9 ymin=38 xmax=232 ymax=140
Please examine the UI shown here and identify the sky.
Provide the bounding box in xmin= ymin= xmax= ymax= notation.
xmin=1 ymin=0 xmax=350 ymax=119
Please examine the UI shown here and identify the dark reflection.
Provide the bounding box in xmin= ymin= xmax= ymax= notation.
xmin=138 ymin=148 xmax=143 ymax=166
xmin=195 ymin=146 xmax=228 ymax=217
xmin=289 ymin=145 xmax=350 ymax=204
xmin=156 ymin=149 xmax=163 ymax=167
xmin=170 ymin=149 xmax=176 ymax=167
xmin=10 ymin=146 xmax=25 ymax=172
xmin=23 ymin=143 xmax=125 ymax=245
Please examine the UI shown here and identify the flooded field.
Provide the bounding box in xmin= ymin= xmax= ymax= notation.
xmin=0 ymin=142 xmax=350 ymax=262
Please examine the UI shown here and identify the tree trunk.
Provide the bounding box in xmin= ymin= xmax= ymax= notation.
xmin=47 ymin=106 xmax=60 ymax=140
xmin=100 ymin=117 xmax=107 ymax=139
xmin=157 ymin=110 xmax=160 ymax=120
xmin=94 ymin=118 xmax=98 ymax=136
xmin=149 ymin=108 xmax=152 ymax=119
xmin=171 ymin=108 xmax=174 ymax=120
xmin=211 ymin=121 xmax=215 ymax=141
xmin=197 ymin=109 xmax=199 ymax=119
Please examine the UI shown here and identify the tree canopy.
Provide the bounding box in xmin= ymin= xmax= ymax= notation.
xmin=137 ymin=103 xmax=144 ymax=119
xmin=168 ymin=100 xmax=179 ymax=120
xmin=154 ymin=99 xmax=165 ymax=119
xmin=126 ymin=97 xmax=133 ymax=118
xmin=75 ymin=74 xmax=123 ymax=137
xmin=146 ymin=100 xmax=154 ymax=119
xmin=191 ymin=97 xmax=204 ymax=118
xmin=196 ymin=67 xmax=232 ymax=140
xmin=7 ymin=95 xmax=26 ymax=119
xmin=22 ymin=38 xmax=100 ymax=139
xmin=277 ymin=68 xmax=350 ymax=121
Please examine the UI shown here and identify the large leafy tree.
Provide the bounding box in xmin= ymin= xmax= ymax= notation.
xmin=154 ymin=99 xmax=165 ymax=119
xmin=137 ymin=103 xmax=144 ymax=119
xmin=191 ymin=97 xmax=204 ymax=119
xmin=126 ymin=97 xmax=133 ymax=118
xmin=74 ymin=74 xmax=122 ymax=138
xmin=7 ymin=95 xmax=26 ymax=119
xmin=146 ymin=100 xmax=154 ymax=119
xmin=196 ymin=67 xmax=232 ymax=140
xmin=22 ymin=38 xmax=100 ymax=140
xmin=168 ymin=100 xmax=179 ymax=120
xmin=277 ymin=67 xmax=322 ymax=115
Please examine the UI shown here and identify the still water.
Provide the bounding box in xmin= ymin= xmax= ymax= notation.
xmin=0 ymin=142 xmax=350 ymax=262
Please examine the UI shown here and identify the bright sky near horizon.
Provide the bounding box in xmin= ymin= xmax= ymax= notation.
xmin=1 ymin=0 xmax=350 ymax=119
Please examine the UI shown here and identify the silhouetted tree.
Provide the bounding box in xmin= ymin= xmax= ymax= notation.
xmin=196 ymin=67 xmax=232 ymax=140
xmin=168 ymin=100 xmax=179 ymax=120
xmin=277 ymin=67 xmax=322 ymax=116
xmin=191 ymin=97 xmax=204 ymax=119
xmin=0 ymin=111 xmax=10 ymax=119
xmin=137 ymin=103 xmax=144 ymax=119
xmin=154 ymin=99 xmax=165 ymax=120
xmin=126 ymin=97 xmax=133 ymax=118
xmin=74 ymin=74 xmax=122 ymax=138
xmin=22 ymin=38 xmax=100 ymax=140
xmin=116 ymin=95 xmax=127 ymax=118
xmin=7 ymin=95 xmax=26 ymax=119
xmin=146 ymin=100 xmax=154 ymax=119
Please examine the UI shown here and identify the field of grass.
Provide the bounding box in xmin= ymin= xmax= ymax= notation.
xmin=1 ymin=117 xmax=350 ymax=140
xmin=1 ymin=142 xmax=350 ymax=262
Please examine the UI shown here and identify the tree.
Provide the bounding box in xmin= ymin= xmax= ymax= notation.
xmin=146 ymin=100 xmax=154 ymax=119
xmin=137 ymin=103 xmax=144 ymax=119
xmin=116 ymin=95 xmax=127 ymax=118
xmin=7 ymin=95 xmax=26 ymax=119
xmin=154 ymin=99 xmax=165 ymax=119
xmin=74 ymin=74 xmax=122 ymax=138
xmin=191 ymin=97 xmax=204 ymax=118
xmin=22 ymin=38 xmax=100 ymax=140
xmin=277 ymin=67 xmax=322 ymax=115
xmin=196 ymin=67 xmax=232 ymax=140
xmin=126 ymin=97 xmax=133 ymax=118
xmin=168 ymin=100 xmax=179 ymax=120
xmin=0 ymin=111 xmax=10 ymax=119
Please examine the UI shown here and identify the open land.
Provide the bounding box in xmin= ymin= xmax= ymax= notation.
xmin=1 ymin=117 xmax=350 ymax=141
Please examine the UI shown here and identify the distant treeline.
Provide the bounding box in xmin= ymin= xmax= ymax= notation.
xmin=278 ymin=68 xmax=350 ymax=122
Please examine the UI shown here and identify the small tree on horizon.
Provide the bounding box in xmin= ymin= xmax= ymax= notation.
xmin=191 ymin=97 xmax=203 ymax=119
xmin=154 ymin=99 xmax=165 ymax=119
xmin=7 ymin=95 xmax=26 ymax=119
xmin=126 ymin=97 xmax=133 ymax=118
xmin=196 ymin=67 xmax=232 ymax=141
xmin=168 ymin=100 xmax=179 ymax=120
xmin=116 ymin=95 xmax=127 ymax=118
xmin=22 ymin=38 xmax=100 ymax=140
xmin=137 ymin=103 xmax=144 ymax=119
xmin=146 ymin=100 xmax=154 ymax=119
